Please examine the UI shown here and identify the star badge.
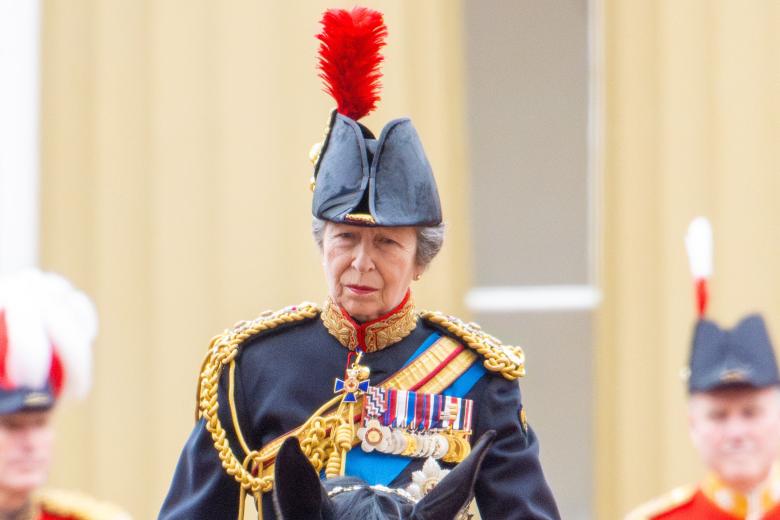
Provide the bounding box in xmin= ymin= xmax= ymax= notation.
xmin=406 ymin=457 xmax=452 ymax=500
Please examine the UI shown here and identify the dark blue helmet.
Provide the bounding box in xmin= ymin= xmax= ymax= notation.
xmin=688 ymin=314 xmax=780 ymax=393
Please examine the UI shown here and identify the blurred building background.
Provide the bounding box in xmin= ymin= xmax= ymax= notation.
xmin=0 ymin=0 xmax=778 ymax=519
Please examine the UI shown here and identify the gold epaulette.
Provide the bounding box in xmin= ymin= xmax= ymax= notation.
xmin=36 ymin=489 xmax=132 ymax=520
xmin=624 ymin=485 xmax=697 ymax=520
xmin=196 ymin=302 xmax=322 ymax=415
xmin=419 ymin=310 xmax=526 ymax=381
xmin=197 ymin=302 xmax=321 ymax=496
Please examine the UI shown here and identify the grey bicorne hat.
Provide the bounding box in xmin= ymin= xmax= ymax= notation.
xmin=688 ymin=314 xmax=780 ymax=393
xmin=311 ymin=110 xmax=441 ymax=227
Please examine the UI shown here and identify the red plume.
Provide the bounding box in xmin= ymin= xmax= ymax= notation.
xmin=316 ymin=7 xmax=387 ymax=121
xmin=695 ymin=278 xmax=708 ymax=317
xmin=49 ymin=348 xmax=65 ymax=397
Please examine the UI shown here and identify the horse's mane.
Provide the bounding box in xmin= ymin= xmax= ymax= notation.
xmin=274 ymin=431 xmax=496 ymax=520
xmin=324 ymin=477 xmax=414 ymax=520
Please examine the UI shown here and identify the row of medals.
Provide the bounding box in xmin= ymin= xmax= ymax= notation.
xmin=347 ymin=357 xmax=471 ymax=463
xmin=359 ymin=418 xmax=472 ymax=463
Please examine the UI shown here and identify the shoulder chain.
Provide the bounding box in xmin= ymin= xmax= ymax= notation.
xmin=419 ymin=310 xmax=526 ymax=380
xmin=197 ymin=302 xmax=320 ymax=494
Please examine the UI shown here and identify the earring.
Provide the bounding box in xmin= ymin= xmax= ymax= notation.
xmin=413 ymin=274 xmax=421 ymax=281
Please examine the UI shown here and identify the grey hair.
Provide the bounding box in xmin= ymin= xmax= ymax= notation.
xmin=311 ymin=217 xmax=445 ymax=269
xmin=415 ymin=223 xmax=445 ymax=268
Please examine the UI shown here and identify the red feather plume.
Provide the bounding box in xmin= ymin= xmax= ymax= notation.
xmin=49 ymin=348 xmax=65 ymax=397
xmin=316 ymin=7 xmax=387 ymax=121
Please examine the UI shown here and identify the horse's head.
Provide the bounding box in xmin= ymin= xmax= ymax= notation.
xmin=273 ymin=431 xmax=496 ymax=520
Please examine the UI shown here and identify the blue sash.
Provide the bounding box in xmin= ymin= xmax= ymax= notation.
xmin=341 ymin=332 xmax=486 ymax=486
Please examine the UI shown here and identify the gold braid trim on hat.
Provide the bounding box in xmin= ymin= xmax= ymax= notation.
xmin=419 ymin=310 xmax=526 ymax=381
xmin=197 ymin=303 xmax=322 ymax=496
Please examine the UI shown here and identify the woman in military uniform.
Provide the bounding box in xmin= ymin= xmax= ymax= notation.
xmin=0 ymin=270 xmax=131 ymax=520
xmin=159 ymin=7 xmax=559 ymax=520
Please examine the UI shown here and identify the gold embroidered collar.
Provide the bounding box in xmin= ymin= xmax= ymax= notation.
xmin=701 ymin=467 xmax=780 ymax=518
xmin=321 ymin=291 xmax=418 ymax=352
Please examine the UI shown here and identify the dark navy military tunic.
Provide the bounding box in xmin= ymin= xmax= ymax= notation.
xmin=159 ymin=316 xmax=560 ymax=519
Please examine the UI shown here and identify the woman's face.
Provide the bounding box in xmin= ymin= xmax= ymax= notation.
xmin=322 ymin=223 xmax=421 ymax=322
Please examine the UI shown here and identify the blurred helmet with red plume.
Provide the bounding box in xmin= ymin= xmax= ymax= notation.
xmin=0 ymin=269 xmax=97 ymax=415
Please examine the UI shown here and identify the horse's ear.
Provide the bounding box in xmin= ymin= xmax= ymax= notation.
xmin=411 ymin=430 xmax=496 ymax=520
xmin=273 ymin=437 xmax=333 ymax=520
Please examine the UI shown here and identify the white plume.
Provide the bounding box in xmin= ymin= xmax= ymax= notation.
xmin=1 ymin=271 xmax=52 ymax=389
xmin=685 ymin=217 xmax=713 ymax=279
xmin=0 ymin=269 xmax=97 ymax=398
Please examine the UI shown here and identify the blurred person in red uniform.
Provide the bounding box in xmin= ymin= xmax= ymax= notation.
xmin=0 ymin=269 xmax=130 ymax=520
xmin=628 ymin=219 xmax=780 ymax=520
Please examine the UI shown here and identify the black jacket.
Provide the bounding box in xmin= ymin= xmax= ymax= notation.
xmin=159 ymin=313 xmax=560 ymax=519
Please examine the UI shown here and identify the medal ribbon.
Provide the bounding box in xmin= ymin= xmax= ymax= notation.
xmin=367 ymin=387 xmax=472 ymax=432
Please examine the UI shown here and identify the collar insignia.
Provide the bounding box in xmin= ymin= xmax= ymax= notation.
xmin=701 ymin=468 xmax=780 ymax=518
xmin=322 ymin=291 xmax=417 ymax=352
